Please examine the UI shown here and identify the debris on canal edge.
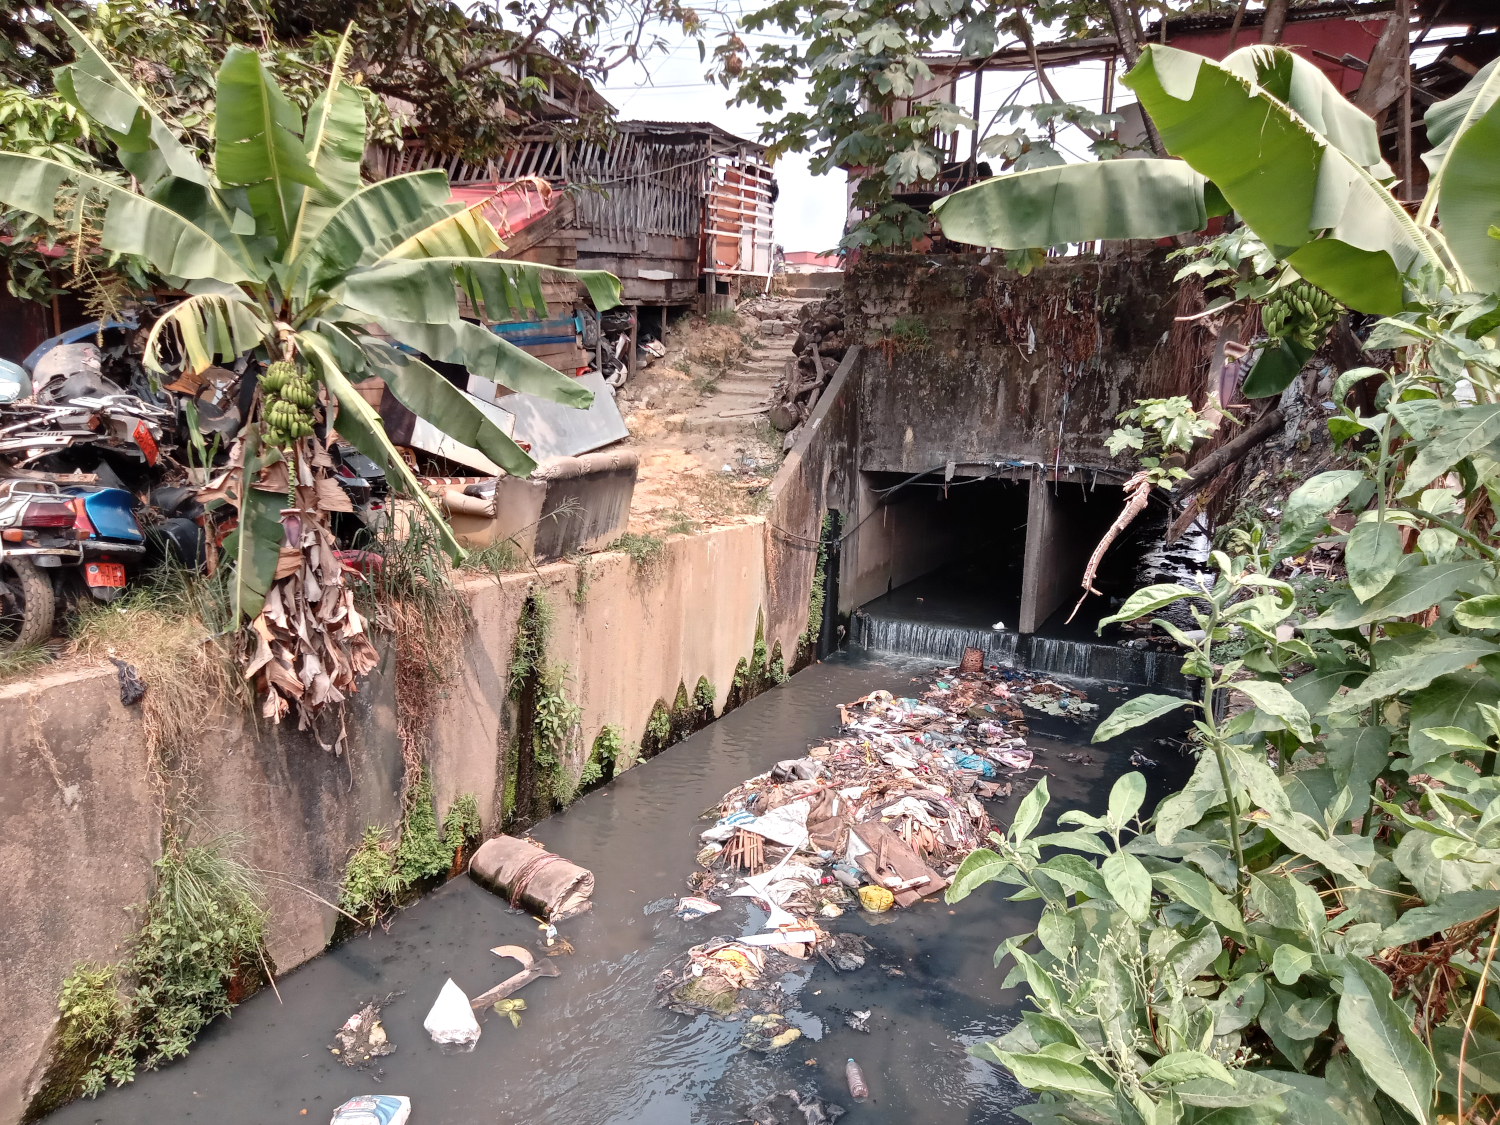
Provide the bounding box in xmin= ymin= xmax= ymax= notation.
xmin=331 ymin=1000 xmax=397 ymax=1068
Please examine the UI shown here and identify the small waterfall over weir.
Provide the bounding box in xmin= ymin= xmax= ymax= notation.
xmin=853 ymin=612 xmax=1194 ymax=695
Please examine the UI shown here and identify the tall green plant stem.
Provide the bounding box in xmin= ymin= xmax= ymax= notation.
xmin=1202 ymin=604 xmax=1248 ymax=906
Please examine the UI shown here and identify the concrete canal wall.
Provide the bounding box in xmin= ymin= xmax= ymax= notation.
xmin=0 ymin=519 xmax=790 ymax=1124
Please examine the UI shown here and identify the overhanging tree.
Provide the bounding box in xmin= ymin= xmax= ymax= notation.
xmin=0 ymin=13 xmax=623 ymax=726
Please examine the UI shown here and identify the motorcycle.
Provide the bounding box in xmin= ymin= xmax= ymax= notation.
xmin=0 ymin=479 xmax=146 ymax=650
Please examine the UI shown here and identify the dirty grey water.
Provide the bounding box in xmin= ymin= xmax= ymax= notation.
xmin=45 ymin=648 xmax=1193 ymax=1125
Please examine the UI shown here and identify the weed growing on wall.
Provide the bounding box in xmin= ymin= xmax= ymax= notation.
xmin=694 ymin=676 xmax=716 ymax=719
xmin=608 ymin=531 xmax=665 ymax=578
xmin=508 ymin=592 xmax=555 ymax=697
xmin=56 ymin=834 xmax=268 ymax=1097
xmin=340 ymin=781 xmax=483 ymax=923
xmin=572 ymin=554 xmax=592 ymax=605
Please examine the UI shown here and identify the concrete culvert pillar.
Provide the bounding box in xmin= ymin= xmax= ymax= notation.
xmin=1019 ymin=474 xmax=1092 ymax=634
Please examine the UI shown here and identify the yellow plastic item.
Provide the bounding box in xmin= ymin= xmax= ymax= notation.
xmin=859 ymin=885 xmax=894 ymax=913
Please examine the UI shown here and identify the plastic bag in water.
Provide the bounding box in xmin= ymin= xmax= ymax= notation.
xmin=423 ymin=978 xmax=481 ymax=1049
xmin=329 ymin=1094 xmax=411 ymax=1125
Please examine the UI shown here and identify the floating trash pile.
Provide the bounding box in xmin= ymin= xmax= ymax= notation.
xmin=657 ymin=659 xmax=1100 ymax=1051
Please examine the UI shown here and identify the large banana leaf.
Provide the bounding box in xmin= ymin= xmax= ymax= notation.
xmin=335 ymin=256 xmax=622 ymax=324
xmin=228 ymin=441 xmax=290 ymax=623
xmin=285 ymin=28 xmax=366 ymax=260
xmin=1433 ymin=97 xmax=1500 ymax=292
xmin=1220 ymin=45 xmax=1385 ymax=173
xmin=292 ymin=170 xmax=457 ymax=292
xmin=1422 ymin=60 xmax=1500 ymax=180
xmin=297 ymin=330 xmax=466 ymax=561
xmin=142 ymin=293 xmax=276 ymax=375
xmin=0 ymin=153 xmax=252 ymax=282
xmin=356 ymin=336 xmax=540 ymax=476
xmin=370 ymin=317 xmax=594 ymax=407
xmin=1125 ymin=45 xmax=1440 ymax=313
xmin=931 ymin=159 xmax=1212 ymax=249
xmin=380 ymin=202 xmax=508 ymax=261
xmin=214 ymin=46 xmax=325 ymax=249
xmin=48 ymin=7 xmax=209 ymax=190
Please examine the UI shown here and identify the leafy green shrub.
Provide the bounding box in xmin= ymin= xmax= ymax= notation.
xmin=58 ymin=836 xmax=268 ymax=1096
xmin=339 ymin=826 xmax=403 ymax=922
xmin=950 ymin=278 xmax=1500 ymax=1124
xmin=395 ymin=768 xmax=451 ymax=884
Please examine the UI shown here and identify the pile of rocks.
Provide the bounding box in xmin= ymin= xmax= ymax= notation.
xmin=769 ymin=296 xmax=848 ymax=435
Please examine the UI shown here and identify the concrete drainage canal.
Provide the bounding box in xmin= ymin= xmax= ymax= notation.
xmin=39 ymin=649 xmax=1193 ymax=1125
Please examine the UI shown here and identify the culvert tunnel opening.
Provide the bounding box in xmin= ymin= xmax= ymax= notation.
xmin=848 ymin=470 xmax=1191 ymax=690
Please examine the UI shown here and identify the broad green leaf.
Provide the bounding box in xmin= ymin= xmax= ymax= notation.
xmin=1227 ymin=747 xmax=1295 ymax=820
xmin=1211 ymin=973 xmax=1265 ymax=1034
xmin=1346 ymin=520 xmax=1402 ymax=602
xmin=141 ymin=292 xmax=276 ymax=375
xmin=286 ymin=28 xmax=366 ymax=259
xmin=1421 ymin=726 xmax=1491 ymax=754
xmin=1309 ymin=561 xmax=1489 ymax=629
xmin=946 ymin=848 xmax=1009 ymax=903
xmin=1409 ymin=671 xmax=1500 ymax=767
xmin=0 ymin=154 xmax=251 ymax=283
xmin=370 ymin=318 xmax=593 ymax=408
xmin=379 ymin=201 xmax=507 ymax=261
xmin=294 ymin=170 xmax=456 ymax=290
xmin=1108 ymin=772 xmax=1147 ymax=828
xmin=931 ymin=159 xmax=1210 ymax=249
xmin=1029 ymin=830 xmax=1112 ymax=856
xmin=1243 ymin=336 xmax=1316 ymax=399
xmin=1101 ymin=850 xmax=1152 ymax=921
xmin=1221 ymin=46 xmax=1382 ymax=168
xmin=1338 ymin=956 xmax=1437 ymax=1124
xmin=1157 ymin=750 xmax=1240 ymax=845
xmin=214 ymin=47 xmax=325 ymax=248
xmin=1251 ymin=872 xmax=1304 ymax=930
xmin=983 ymin=1048 xmax=1112 ymax=1099
xmin=1325 ymin=725 xmax=1391 ymax=808
xmin=1150 ymin=864 xmax=1246 ymax=936
xmin=49 ymin=8 xmax=208 ymax=189
xmin=1381 ymin=891 xmax=1500 ymax=946
xmin=1404 ymin=403 xmax=1500 ymax=494
xmin=1271 ymin=943 xmax=1313 ymax=985
xmin=1097 ymin=583 xmax=1199 ymax=629
xmin=1286 ymin=239 xmax=1403 ymax=317
xmin=1280 ymin=470 xmax=1365 ymax=544
xmin=1165 ymin=921 xmax=1222 ymax=984
xmin=1286 ymin=657 xmax=1362 ymax=717
xmin=1093 ymin=693 xmax=1190 ymax=743
xmin=1424 ymin=59 xmax=1500 ymax=177
xmin=297 ymin=330 xmax=465 ymax=562
xmin=1431 ymin=1026 xmax=1500 ymax=1099
xmin=1175 ymin=1071 xmax=1291 ymax=1109
xmin=1261 ymin=982 xmax=1318 ymax=1070
xmin=1457 ymin=593 xmax=1500 ymax=629
xmin=1011 ymin=775 xmax=1050 ymax=844
xmin=1038 ymin=853 xmax=1111 ymax=901
xmin=231 ymin=442 xmax=287 ymax=623
xmin=1280 ymin=992 xmax=1336 ymax=1041
xmin=1142 ymin=1051 xmax=1236 ymax=1087
xmin=355 ymin=338 xmax=537 ymax=476
xmin=1332 ymin=634 xmax=1500 ymax=711
xmin=1263 ymin=814 xmax=1375 ymax=889
xmin=1435 ymin=96 xmax=1500 ymax=292
xmin=338 ymin=256 xmax=622 ymax=324
xmin=1125 ymin=45 xmax=1438 ymax=312
xmin=1231 ymin=680 xmax=1313 ymax=742
xmin=1323 ymin=1054 xmax=1384 ymax=1125
xmin=1035 ymin=904 xmax=1074 ymax=959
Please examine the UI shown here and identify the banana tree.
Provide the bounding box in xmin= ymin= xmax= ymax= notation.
xmin=0 ymin=12 xmax=623 ymax=725
xmin=933 ymin=44 xmax=1500 ymax=398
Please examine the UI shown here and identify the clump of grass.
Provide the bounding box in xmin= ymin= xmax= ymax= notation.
xmin=340 ymin=777 xmax=483 ymax=922
xmin=0 ymin=642 xmax=54 ymax=680
xmin=68 ymin=562 xmax=241 ymax=780
xmin=460 ymin=539 xmax=525 ymax=578
xmin=508 ymin=591 xmax=555 ymax=697
xmin=707 ymin=308 xmax=738 ymax=327
xmin=663 ymin=510 xmax=697 ymax=536
xmin=572 ymin=554 xmax=592 ymax=605
xmin=693 ymin=373 xmax=720 ymax=396
xmin=608 ymin=532 xmax=665 ymax=577
xmin=57 ymin=831 xmax=268 ymax=1097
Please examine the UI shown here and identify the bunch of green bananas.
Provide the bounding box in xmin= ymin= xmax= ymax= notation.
xmin=1261 ymin=281 xmax=1338 ymax=351
xmin=259 ymin=360 xmax=316 ymax=448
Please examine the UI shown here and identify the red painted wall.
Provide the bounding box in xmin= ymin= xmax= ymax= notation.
xmin=1170 ymin=15 xmax=1391 ymax=94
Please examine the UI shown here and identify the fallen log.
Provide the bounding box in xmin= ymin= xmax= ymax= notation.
xmin=1175 ymin=408 xmax=1284 ymax=499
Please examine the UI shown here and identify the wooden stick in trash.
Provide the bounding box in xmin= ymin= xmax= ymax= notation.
xmin=469 ymin=944 xmax=560 ymax=1010
xmin=884 ymin=875 xmax=930 ymax=891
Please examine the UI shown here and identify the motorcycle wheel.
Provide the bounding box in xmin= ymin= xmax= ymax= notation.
xmin=0 ymin=557 xmax=55 ymax=651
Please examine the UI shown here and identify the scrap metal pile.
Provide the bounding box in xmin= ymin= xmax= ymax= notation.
xmin=657 ymin=660 xmax=1100 ymax=1044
